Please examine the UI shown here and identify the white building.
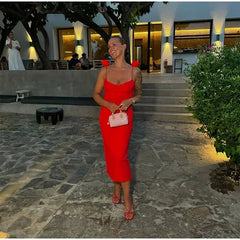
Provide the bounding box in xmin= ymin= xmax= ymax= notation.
xmin=1 ymin=1 xmax=240 ymax=72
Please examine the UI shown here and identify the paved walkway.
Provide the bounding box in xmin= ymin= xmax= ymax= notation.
xmin=0 ymin=112 xmax=239 ymax=238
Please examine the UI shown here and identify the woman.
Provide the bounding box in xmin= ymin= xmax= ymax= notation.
xmin=5 ymin=32 xmax=25 ymax=70
xmin=93 ymin=36 xmax=142 ymax=220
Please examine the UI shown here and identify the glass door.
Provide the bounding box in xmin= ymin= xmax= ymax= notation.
xmin=134 ymin=24 xmax=149 ymax=72
xmin=133 ymin=23 xmax=162 ymax=73
xmin=150 ymin=23 xmax=162 ymax=72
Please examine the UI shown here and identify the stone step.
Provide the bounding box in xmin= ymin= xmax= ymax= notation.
xmin=133 ymin=111 xmax=197 ymax=123
xmin=141 ymin=96 xmax=189 ymax=105
xmin=142 ymin=88 xmax=191 ymax=97
xmin=133 ymin=103 xmax=188 ymax=113
xmin=142 ymin=73 xmax=189 ymax=83
xmin=142 ymin=82 xmax=189 ymax=89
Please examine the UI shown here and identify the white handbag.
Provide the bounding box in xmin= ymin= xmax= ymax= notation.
xmin=108 ymin=111 xmax=128 ymax=127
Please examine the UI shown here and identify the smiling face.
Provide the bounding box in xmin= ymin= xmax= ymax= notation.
xmin=108 ymin=37 xmax=126 ymax=60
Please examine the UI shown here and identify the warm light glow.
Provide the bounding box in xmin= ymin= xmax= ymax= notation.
xmin=75 ymin=45 xmax=83 ymax=57
xmin=201 ymin=144 xmax=229 ymax=164
xmin=163 ymin=24 xmax=172 ymax=38
xmin=73 ymin=22 xmax=83 ymax=41
xmin=175 ymin=29 xmax=210 ymax=35
xmin=161 ymin=42 xmax=172 ymax=72
xmin=214 ymin=21 xmax=224 ymax=35
xmin=225 ymin=27 xmax=240 ymax=34
xmin=215 ymin=40 xmax=222 ymax=48
xmin=26 ymin=33 xmax=32 ymax=42
xmin=134 ymin=31 xmax=162 ymax=34
xmin=90 ymin=33 xmax=120 ymax=37
xmin=151 ymin=21 xmax=162 ymax=25
xmin=28 ymin=47 xmax=38 ymax=60
xmin=27 ymin=33 xmax=38 ymax=60
xmin=63 ymin=35 xmax=75 ymax=39
xmin=136 ymin=22 xmax=148 ymax=25
xmin=73 ymin=22 xmax=84 ymax=56
xmin=159 ymin=2 xmax=176 ymax=37
xmin=211 ymin=5 xmax=227 ymax=35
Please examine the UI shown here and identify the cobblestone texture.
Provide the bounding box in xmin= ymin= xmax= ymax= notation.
xmin=0 ymin=112 xmax=239 ymax=238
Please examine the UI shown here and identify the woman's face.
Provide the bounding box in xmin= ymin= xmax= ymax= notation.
xmin=9 ymin=32 xmax=14 ymax=39
xmin=108 ymin=38 xmax=125 ymax=59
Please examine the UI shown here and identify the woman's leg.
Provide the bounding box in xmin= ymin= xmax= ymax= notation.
xmin=112 ymin=182 xmax=121 ymax=204
xmin=121 ymin=180 xmax=134 ymax=220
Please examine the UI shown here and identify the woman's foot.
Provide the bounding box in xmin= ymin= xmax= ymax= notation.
xmin=112 ymin=183 xmax=121 ymax=204
xmin=112 ymin=194 xmax=121 ymax=204
xmin=124 ymin=204 xmax=134 ymax=220
xmin=124 ymin=197 xmax=134 ymax=220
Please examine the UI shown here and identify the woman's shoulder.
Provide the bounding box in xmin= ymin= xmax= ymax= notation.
xmin=5 ymin=39 xmax=10 ymax=44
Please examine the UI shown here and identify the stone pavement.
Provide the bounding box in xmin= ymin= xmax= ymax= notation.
xmin=0 ymin=112 xmax=239 ymax=238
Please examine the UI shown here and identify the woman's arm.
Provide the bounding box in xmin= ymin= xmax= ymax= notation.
xmin=6 ymin=39 xmax=12 ymax=49
xmin=15 ymin=40 xmax=20 ymax=51
xmin=119 ymin=67 xmax=142 ymax=111
xmin=132 ymin=67 xmax=143 ymax=103
xmin=93 ymin=67 xmax=119 ymax=113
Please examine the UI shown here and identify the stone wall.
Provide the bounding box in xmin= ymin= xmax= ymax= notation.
xmin=0 ymin=70 xmax=100 ymax=97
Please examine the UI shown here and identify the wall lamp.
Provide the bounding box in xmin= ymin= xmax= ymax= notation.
xmin=29 ymin=41 xmax=33 ymax=47
xmin=165 ymin=36 xmax=169 ymax=43
xmin=75 ymin=39 xmax=84 ymax=46
xmin=216 ymin=34 xmax=220 ymax=41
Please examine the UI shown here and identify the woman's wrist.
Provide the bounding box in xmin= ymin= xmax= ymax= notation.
xmin=131 ymin=98 xmax=136 ymax=104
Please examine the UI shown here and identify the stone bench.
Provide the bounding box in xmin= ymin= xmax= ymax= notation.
xmin=16 ymin=90 xmax=30 ymax=102
xmin=36 ymin=107 xmax=64 ymax=125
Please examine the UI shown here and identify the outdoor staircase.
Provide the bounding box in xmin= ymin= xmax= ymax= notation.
xmin=133 ymin=74 xmax=197 ymax=123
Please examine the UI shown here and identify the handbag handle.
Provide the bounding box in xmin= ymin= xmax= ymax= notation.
xmin=112 ymin=110 xmax=123 ymax=120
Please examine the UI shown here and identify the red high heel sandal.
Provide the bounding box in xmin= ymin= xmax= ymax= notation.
xmin=112 ymin=195 xmax=121 ymax=204
xmin=124 ymin=205 xmax=134 ymax=220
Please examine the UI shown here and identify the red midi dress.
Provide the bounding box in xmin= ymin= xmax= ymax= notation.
xmin=99 ymin=67 xmax=135 ymax=182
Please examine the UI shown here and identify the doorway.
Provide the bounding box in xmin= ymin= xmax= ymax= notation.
xmin=133 ymin=23 xmax=162 ymax=73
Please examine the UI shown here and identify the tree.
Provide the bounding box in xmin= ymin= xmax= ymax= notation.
xmin=105 ymin=2 xmax=154 ymax=62
xmin=39 ymin=2 xmax=154 ymax=63
xmin=0 ymin=2 xmax=51 ymax=69
xmin=0 ymin=2 xmax=155 ymax=67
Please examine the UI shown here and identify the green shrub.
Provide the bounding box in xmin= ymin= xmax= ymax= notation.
xmin=185 ymin=44 xmax=240 ymax=166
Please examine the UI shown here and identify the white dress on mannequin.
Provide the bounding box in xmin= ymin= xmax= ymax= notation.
xmin=5 ymin=39 xmax=25 ymax=70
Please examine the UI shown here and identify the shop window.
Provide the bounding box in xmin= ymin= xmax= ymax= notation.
xmin=58 ymin=28 xmax=75 ymax=60
xmin=174 ymin=21 xmax=212 ymax=53
xmin=88 ymin=27 xmax=120 ymax=60
xmin=224 ymin=19 xmax=240 ymax=47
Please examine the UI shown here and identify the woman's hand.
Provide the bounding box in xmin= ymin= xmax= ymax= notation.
xmin=118 ymin=99 xmax=132 ymax=111
xmin=107 ymin=102 xmax=119 ymax=113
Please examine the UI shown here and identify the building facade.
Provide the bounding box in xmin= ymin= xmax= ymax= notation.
xmin=1 ymin=1 xmax=240 ymax=72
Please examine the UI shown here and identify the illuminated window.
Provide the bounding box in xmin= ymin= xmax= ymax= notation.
xmin=88 ymin=27 xmax=120 ymax=60
xmin=224 ymin=19 xmax=240 ymax=47
xmin=58 ymin=28 xmax=75 ymax=60
xmin=174 ymin=21 xmax=212 ymax=53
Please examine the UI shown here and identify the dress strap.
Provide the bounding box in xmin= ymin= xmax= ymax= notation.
xmin=131 ymin=66 xmax=133 ymax=80
xmin=105 ymin=66 xmax=108 ymax=79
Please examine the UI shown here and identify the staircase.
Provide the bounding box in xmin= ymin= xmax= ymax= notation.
xmin=133 ymin=73 xmax=197 ymax=123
